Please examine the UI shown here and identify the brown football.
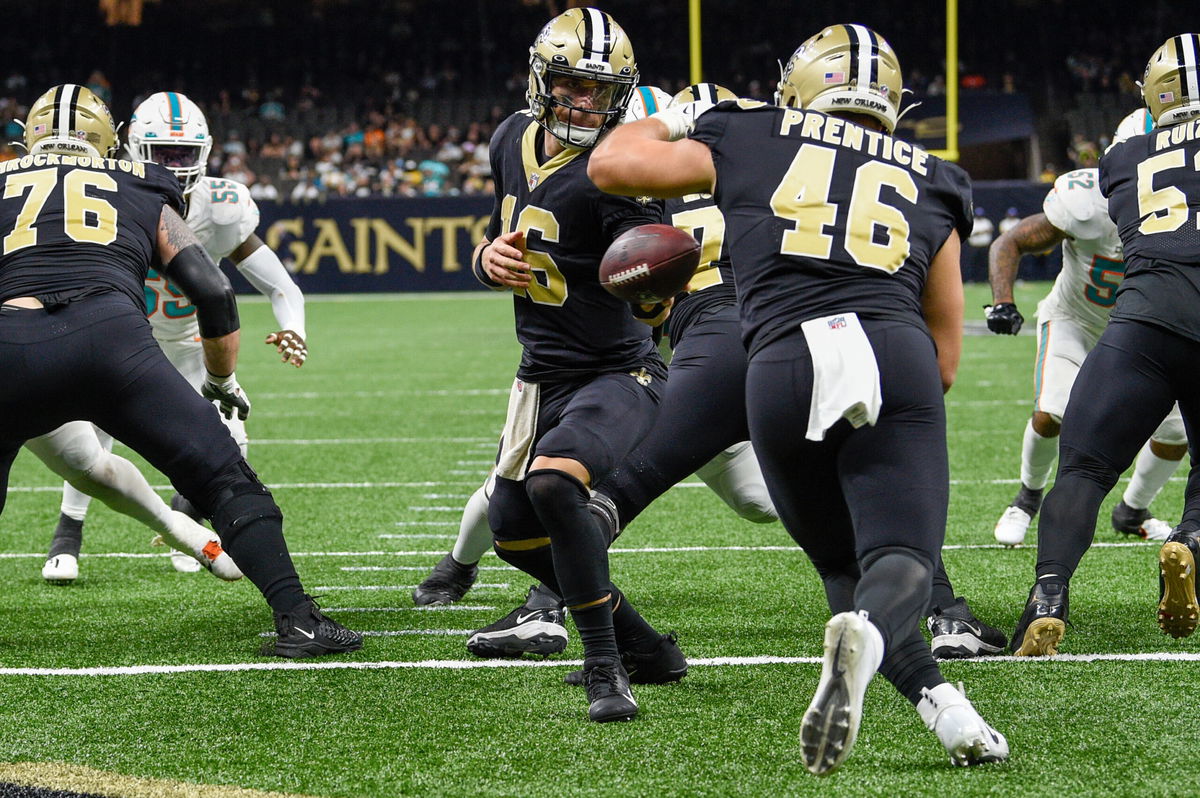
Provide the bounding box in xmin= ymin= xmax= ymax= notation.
xmin=599 ymin=224 xmax=701 ymax=304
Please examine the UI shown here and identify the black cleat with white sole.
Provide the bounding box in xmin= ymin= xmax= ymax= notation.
xmin=927 ymin=598 xmax=1007 ymax=659
xmin=466 ymin=584 xmax=568 ymax=658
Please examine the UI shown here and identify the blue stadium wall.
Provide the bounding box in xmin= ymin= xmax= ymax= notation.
xmin=232 ymin=183 xmax=1061 ymax=294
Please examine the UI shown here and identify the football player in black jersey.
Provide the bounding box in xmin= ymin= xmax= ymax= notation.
xmin=591 ymin=25 xmax=1007 ymax=773
xmin=1009 ymin=34 xmax=1200 ymax=655
xmin=469 ymin=8 xmax=677 ymax=723
xmin=0 ymin=85 xmax=360 ymax=658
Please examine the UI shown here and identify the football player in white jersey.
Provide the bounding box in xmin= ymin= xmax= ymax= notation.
xmin=38 ymin=91 xmax=307 ymax=582
xmin=986 ymin=108 xmax=1186 ymax=546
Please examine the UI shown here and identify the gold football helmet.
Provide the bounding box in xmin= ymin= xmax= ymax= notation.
xmin=527 ymin=7 xmax=638 ymax=148
xmin=671 ymin=83 xmax=738 ymax=107
xmin=775 ymin=24 xmax=903 ymax=134
xmin=1141 ymin=34 xmax=1200 ymax=127
xmin=24 ymin=84 xmax=119 ymax=158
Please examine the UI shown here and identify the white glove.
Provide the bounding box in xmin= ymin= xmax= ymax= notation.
xmin=649 ymin=99 xmax=719 ymax=141
xmin=202 ymin=371 xmax=251 ymax=420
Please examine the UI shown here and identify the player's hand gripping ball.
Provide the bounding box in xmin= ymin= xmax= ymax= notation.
xmin=599 ymin=224 xmax=701 ymax=304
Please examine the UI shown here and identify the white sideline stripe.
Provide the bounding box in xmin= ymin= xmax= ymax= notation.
xmin=394 ymin=521 xmax=459 ymax=526
xmin=310 ymin=584 xmax=509 ymax=591
xmin=0 ymin=541 xmax=1155 ymax=561
xmin=2 ymin=482 xmax=474 ymax=493
xmin=250 ymin=437 xmax=493 ymax=445
xmin=7 ymin=475 xmax=1183 ymax=493
xmin=255 ymin=389 xmax=508 ymax=399
xmin=340 ymin=565 xmax=513 ymax=572
xmin=5 ymin=651 xmax=1200 ymax=677
xmin=408 ymin=506 xmax=462 ymax=512
xmin=379 ymin=534 xmax=456 ymax=540
xmin=421 ymin=494 xmax=472 ymax=499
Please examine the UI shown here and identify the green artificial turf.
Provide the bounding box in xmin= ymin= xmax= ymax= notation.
xmin=1 ymin=286 xmax=1196 ymax=797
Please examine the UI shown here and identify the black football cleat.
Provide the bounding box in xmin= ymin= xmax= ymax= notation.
xmin=270 ymin=596 xmax=363 ymax=658
xmin=927 ymin=598 xmax=1007 ymax=659
xmin=466 ymin=584 xmax=568 ymax=658
xmin=1158 ymin=528 xmax=1200 ymax=639
xmin=413 ymin=553 xmax=479 ymax=606
xmin=1112 ymin=500 xmax=1173 ymax=541
xmin=565 ymin=632 xmax=688 ymax=686
xmin=1011 ymin=580 xmax=1069 ymax=656
xmin=584 ymin=658 xmax=638 ymax=722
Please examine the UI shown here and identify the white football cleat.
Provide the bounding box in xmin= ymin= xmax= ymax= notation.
xmin=917 ymin=682 xmax=1009 ymax=766
xmin=151 ymin=511 xmax=243 ymax=581
xmin=42 ymin=553 xmax=79 ymax=584
xmin=170 ymin=549 xmax=203 ymax=573
xmin=800 ymin=610 xmax=884 ymax=776
xmin=994 ymin=505 xmax=1033 ymax=546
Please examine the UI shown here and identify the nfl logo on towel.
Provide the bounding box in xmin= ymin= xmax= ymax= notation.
xmin=827 ymin=316 xmax=847 ymax=330
xmin=823 ymin=71 xmax=845 ymax=84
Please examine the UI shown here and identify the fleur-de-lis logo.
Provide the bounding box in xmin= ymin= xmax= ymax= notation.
xmin=629 ymin=367 xmax=652 ymax=386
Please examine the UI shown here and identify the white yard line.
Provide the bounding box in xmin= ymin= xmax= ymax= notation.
xmin=2 ymin=651 xmax=1198 ymax=678
xmin=0 ymin=541 xmax=1155 ymax=561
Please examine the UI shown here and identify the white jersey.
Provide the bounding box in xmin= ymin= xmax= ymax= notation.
xmin=1036 ymin=169 xmax=1124 ymax=339
xmin=145 ymin=176 xmax=259 ymax=342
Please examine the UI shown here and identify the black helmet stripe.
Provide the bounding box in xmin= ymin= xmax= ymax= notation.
xmin=1175 ymin=34 xmax=1199 ymax=103
xmin=845 ymin=24 xmax=878 ymax=89
xmin=55 ymin=83 xmax=80 ymax=136
xmin=582 ymin=7 xmax=612 ymax=59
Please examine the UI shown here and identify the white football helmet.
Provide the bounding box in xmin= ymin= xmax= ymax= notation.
xmin=127 ymin=91 xmax=212 ymax=194
xmin=623 ymin=85 xmax=673 ymax=124
xmin=1113 ymin=108 xmax=1155 ymax=143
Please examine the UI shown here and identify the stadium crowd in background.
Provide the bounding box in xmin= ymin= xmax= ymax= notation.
xmin=0 ymin=1 xmax=1166 ymax=201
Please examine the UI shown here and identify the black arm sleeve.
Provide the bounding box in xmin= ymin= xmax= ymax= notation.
xmin=161 ymin=244 xmax=240 ymax=338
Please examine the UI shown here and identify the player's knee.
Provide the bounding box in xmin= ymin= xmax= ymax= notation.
xmin=1031 ymin=411 xmax=1061 ymax=438
xmin=730 ymin=490 xmax=779 ymax=524
xmin=1057 ymin=445 xmax=1121 ymax=491
xmin=524 ymin=468 xmax=588 ymax=514
xmin=860 ymin=544 xmax=934 ymax=577
xmin=209 ymin=489 xmax=283 ymax=546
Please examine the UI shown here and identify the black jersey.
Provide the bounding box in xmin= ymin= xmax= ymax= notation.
xmin=690 ymin=101 xmax=972 ymax=357
xmin=486 ymin=112 xmax=663 ymax=382
xmin=1100 ymin=120 xmax=1200 ymax=343
xmin=0 ymin=153 xmax=181 ymax=309
xmin=664 ymin=192 xmax=737 ymax=348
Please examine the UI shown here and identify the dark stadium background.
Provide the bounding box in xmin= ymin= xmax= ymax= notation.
xmin=0 ymin=0 xmax=1182 ymax=289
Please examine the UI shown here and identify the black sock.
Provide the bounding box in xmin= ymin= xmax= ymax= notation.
xmin=877 ymin=627 xmax=946 ymax=705
xmin=1012 ymin=485 xmax=1044 ymax=516
xmin=927 ymin=558 xmax=957 ymax=615
xmin=573 ymin=598 xmax=620 ymax=663
xmin=48 ymin=513 xmax=83 ymax=558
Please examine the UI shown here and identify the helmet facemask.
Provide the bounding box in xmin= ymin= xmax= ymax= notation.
xmin=526 ymin=8 xmax=638 ymax=149
xmin=127 ymin=91 xmax=213 ymax=195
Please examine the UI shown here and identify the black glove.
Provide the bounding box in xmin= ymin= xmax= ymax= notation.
xmin=985 ymin=302 xmax=1024 ymax=335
